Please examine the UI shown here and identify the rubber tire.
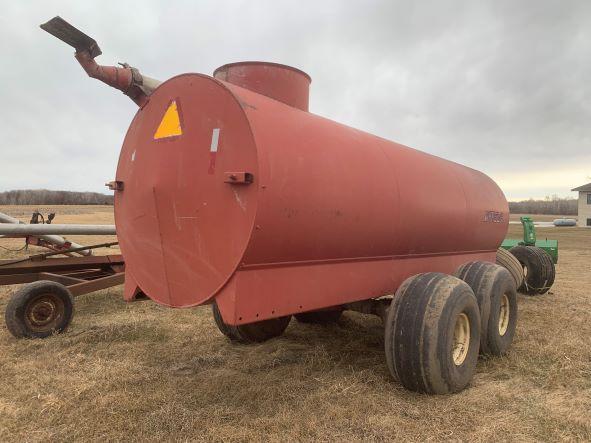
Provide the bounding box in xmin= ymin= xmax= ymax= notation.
xmin=212 ymin=303 xmax=291 ymax=343
xmin=496 ymin=247 xmax=524 ymax=289
xmin=4 ymin=280 xmax=74 ymax=339
xmin=509 ymin=246 xmax=555 ymax=295
xmin=455 ymin=262 xmax=518 ymax=355
xmin=384 ymin=273 xmax=480 ymax=394
xmin=295 ymin=309 xmax=342 ymax=324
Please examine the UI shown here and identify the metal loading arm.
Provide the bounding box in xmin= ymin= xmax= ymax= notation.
xmin=40 ymin=16 xmax=161 ymax=107
xmin=74 ymin=51 xmax=150 ymax=106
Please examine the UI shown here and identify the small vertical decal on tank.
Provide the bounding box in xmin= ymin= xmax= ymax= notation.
xmin=208 ymin=128 xmax=220 ymax=174
xmin=210 ymin=128 xmax=220 ymax=152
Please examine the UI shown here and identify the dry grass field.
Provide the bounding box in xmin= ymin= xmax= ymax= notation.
xmin=0 ymin=206 xmax=590 ymax=441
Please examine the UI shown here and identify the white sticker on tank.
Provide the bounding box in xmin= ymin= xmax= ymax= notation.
xmin=210 ymin=128 xmax=220 ymax=152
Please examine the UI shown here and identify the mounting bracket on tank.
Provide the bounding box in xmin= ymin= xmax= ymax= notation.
xmin=106 ymin=180 xmax=124 ymax=191
xmin=224 ymin=172 xmax=254 ymax=184
xmin=40 ymin=16 xmax=161 ymax=107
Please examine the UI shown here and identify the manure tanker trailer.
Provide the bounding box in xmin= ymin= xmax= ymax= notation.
xmin=39 ymin=16 xmax=538 ymax=394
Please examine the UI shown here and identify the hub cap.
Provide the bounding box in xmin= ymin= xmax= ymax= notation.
xmin=498 ymin=294 xmax=510 ymax=336
xmin=25 ymin=293 xmax=64 ymax=333
xmin=452 ymin=313 xmax=471 ymax=366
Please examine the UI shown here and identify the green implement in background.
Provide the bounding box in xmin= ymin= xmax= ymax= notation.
xmin=501 ymin=216 xmax=558 ymax=264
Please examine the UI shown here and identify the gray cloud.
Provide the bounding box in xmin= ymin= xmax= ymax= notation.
xmin=0 ymin=0 xmax=589 ymax=199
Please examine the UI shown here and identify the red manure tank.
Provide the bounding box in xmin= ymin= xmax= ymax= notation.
xmin=42 ymin=17 xmax=517 ymax=394
xmin=116 ymin=62 xmax=508 ymax=312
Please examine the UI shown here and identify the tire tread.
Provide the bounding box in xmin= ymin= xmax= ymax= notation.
xmin=509 ymin=246 xmax=555 ymax=295
xmin=496 ymin=248 xmax=524 ymax=289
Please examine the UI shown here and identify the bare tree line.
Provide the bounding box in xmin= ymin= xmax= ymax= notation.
xmin=0 ymin=189 xmax=113 ymax=205
xmin=0 ymin=189 xmax=578 ymax=215
xmin=508 ymin=196 xmax=577 ymax=215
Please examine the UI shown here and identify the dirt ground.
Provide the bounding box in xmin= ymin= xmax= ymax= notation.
xmin=0 ymin=206 xmax=590 ymax=442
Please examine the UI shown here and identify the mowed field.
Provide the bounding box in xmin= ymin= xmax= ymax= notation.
xmin=1 ymin=206 xmax=590 ymax=441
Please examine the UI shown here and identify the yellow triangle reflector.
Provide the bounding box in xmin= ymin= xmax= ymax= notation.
xmin=154 ymin=100 xmax=183 ymax=139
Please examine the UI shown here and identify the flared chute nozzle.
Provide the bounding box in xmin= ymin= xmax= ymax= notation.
xmin=40 ymin=16 xmax=161 ymax=106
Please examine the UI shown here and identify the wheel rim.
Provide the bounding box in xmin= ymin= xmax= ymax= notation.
xmin=498 ymin=294 xmax=510 ymax=336
xmin=25 ymin=293 xmax=65 ymax=333
xmin=452 ymin=313 xmax=470 ymax=366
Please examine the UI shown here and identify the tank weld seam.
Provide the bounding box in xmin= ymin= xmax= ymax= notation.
xmin=240 ymin=249 xmax=497 ymax=270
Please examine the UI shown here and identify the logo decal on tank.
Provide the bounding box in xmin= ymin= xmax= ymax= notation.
xmin=154 ymin=99 xmax=183 ymax=140
xmin=483 ymin=211 xmax=504 ymax=223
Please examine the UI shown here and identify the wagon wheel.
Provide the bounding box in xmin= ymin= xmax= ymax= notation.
xmin=4 ymin=280 xmax=74 ymax=339
xmin=212 ymin=302 xmax=291 ymax=343
xmin=455 ymin=262 xmax=518 ymax=356
xmin=509 ymin=246 xmax=555 ymax=295
xmin=384 ymin=273 xmax=481 ymax=394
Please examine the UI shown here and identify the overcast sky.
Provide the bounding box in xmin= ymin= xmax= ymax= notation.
xmin=0 ymin=0 xmax=589 ymax=200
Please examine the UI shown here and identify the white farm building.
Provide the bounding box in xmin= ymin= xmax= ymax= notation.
xmin=572 ymin=182 xmax=591 ymax=227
